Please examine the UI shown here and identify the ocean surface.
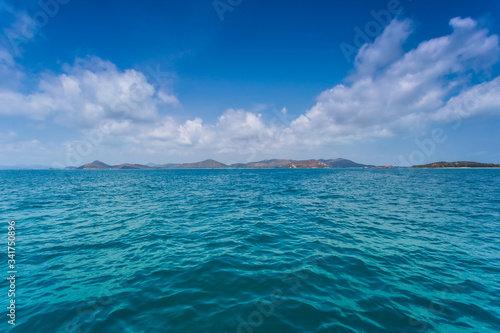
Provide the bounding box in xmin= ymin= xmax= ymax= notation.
xmin=1 ymin=169 xmax=499 ymax=333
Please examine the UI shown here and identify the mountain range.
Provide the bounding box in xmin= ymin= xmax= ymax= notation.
xmin=75 ymin=158 xmax=378 ymax=170
xmin=3 ymin=159 xmax=498 ymax=170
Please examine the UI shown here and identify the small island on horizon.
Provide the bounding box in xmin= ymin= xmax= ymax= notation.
xmin=412 ymin=161 xmax=500 ymax=168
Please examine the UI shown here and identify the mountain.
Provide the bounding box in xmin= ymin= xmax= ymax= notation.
xmin=73 ymin=158 xmax=383 ymax=170
xmin=412 ymin=161 xmax=500 ymax=168
xmin=175 ymin=159 xmax=228 ymax=169
xmin=162 ymin=163 xmax=181 ymax=168
xmin=319 ymin=158 xmax=374 ymax=168
xmin=282 ymin=159 xmax=331 ymax=169
xmin=231 ymin=159 xmax=296 ymax=168
xmin=78 ymin=161 xmax=152 ymax=169
xmin=78 ymin=160 xmax=112 ymax=169
xmin=147 ymin=163 xmax=180 ymax=168
xmin=114 ymin=163 xmax=152 ymax=169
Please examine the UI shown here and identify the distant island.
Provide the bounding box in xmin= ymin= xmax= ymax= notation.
xmin=73 ymin=158 xmax=388 ymax=170
xmin=412 ymin=161 xmax=500 ymax=168
xmin=2 ymin=159 xmax=498 ymax=170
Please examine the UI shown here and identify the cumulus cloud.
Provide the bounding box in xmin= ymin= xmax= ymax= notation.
xmin=172 ymin=109 xmax=275 ymax=152
xmin=103 ymin=108 xmax=282 ymax=160
xmin=432 ymin=76 xmax=500 ymax=121
xmin=0 ymin=56 xmax=180 ymax=126
xmin=177 ymin=117 xmax=207 ymax=145
xmin=290 ymin=17 xmax=500 ymax=143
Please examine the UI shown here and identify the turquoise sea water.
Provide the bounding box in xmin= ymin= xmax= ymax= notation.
xmin=1 ymin=169 xmax=499 ymax=333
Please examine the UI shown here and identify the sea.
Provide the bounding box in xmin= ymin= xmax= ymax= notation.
xmin=0 ymin=169 xmax=499 ymax=333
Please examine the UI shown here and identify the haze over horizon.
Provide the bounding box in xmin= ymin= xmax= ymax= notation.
xmin=1 ymin=0 xmax=500 ymax=167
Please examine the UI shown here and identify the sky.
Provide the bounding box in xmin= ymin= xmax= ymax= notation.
xmin=0 ymin=0 xmax=499 ymax=167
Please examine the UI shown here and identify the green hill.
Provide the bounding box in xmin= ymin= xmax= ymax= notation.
xmin=412 ymin=161 xmax=500 ymax=168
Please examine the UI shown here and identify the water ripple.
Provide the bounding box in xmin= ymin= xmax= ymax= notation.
xmin=0 ymin=169 xmax=499 ymax=332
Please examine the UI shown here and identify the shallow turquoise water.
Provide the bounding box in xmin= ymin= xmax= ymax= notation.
xmin=1 ymin=169 xmax=499 ymax=332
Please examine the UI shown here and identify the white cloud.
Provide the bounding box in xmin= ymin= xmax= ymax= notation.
xmin=432 ymin=76 xmax=500 ymax=121
xmin=170 ymin=109 xmax=275 ymax=152
xmin=177 ymin=117 xmax=206 ymax=145
xmin=139 ymin=116 xmax=177 ymax=140
xmin=0 ymin=47 xmax=25 ymax=89
xmin=0 ymin=56 xmax=180 ymax=126
xmin=354 ymin=19 xmax=413 ymax=78
xmin=0 ymin=89 xmax=54 ymax=120
xmin=100 ymin=108 xmax=283 ymax=160
xmin=0 ymin=138 xmax=43 ymax=154
xmin=290 ymin=17 xmax=500 ymax=144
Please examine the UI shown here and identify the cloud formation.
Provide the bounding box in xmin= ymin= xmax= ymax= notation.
xmin=290 ymin=17 xmax=500 ymax=143
xmin=0 ymin=16 xmax=499 ymax=164
xmin=0 ymin=56 xmax=179 ymax=126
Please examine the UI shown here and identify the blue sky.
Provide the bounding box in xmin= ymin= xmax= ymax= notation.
xmin=0 ymin=0 xmax=499 ymax=166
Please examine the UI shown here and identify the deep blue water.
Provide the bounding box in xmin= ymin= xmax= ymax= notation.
xmin=1 ymin=169 xmax=499 ymax=333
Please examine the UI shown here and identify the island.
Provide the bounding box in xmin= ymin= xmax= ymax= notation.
xmin=412 ymin=161 xmax=500 ymax=168
xmin=74 ymin=158 xmax=384 ymax=170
